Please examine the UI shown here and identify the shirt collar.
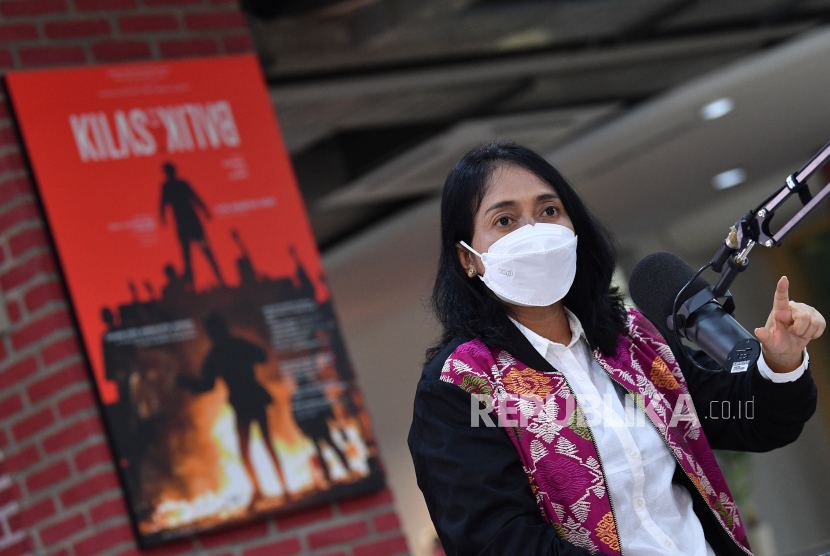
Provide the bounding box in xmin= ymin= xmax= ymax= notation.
xmin=508 ymin=308 xmax=586 ymax=359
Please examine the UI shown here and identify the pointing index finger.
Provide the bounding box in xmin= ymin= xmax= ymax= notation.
xmin=772 ymin=276 xmax=791 ymax=313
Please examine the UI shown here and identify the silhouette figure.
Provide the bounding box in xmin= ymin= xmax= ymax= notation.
xmin=161 ymin=264 xmax=187 ymax=301
xmin=291 ymin=374 xmax=350 ymax=484
xmin=143 ymin=280 xmax=156 ymax=301
xmin=177 ymin=313 xmax=288 ymax=504
xmin=288 ymin=245 xmax=313 ymax=294
xmin=128 ymin=280 xmax=140 ymax=303
xmin=231 ymin=229 xmax=258 ymax=284
xmin=159 ymin=162 xmax=224 ymax=288
xmin=102 ymin=308 xmax=143 ymax=501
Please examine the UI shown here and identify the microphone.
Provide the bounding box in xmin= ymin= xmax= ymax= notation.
xmin=629 ymin=252 xmax=761 ymax=373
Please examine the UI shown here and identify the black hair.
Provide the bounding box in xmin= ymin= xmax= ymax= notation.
xmin=426 ymin=141 xmax=627 ymax=363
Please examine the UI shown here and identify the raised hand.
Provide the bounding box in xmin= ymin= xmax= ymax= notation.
xmin=754 ymin=276 xmax=826 ymax=373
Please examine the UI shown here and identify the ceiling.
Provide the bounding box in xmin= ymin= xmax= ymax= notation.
xmin=244 ymin=0 xmax=830 ymax=248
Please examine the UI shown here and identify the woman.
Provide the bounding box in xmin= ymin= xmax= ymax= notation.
xmin=408 ymin=142 xmax=824 ymax=556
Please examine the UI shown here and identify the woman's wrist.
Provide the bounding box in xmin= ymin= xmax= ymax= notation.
xmin=761 ymin=348 xmax=804 ymax=374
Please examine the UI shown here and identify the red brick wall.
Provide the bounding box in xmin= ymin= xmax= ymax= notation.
xmin=0 ymin=2 xmax=408 ymax=556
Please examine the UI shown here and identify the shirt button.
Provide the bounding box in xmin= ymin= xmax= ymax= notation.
xmin=664 ymin=540 xmax=673 ymax=548
xmin=630 ymin=450 xmax=639 ymax=459
xmin=636 ymin=499 xmax=644 ymax=507
xmin=577 ymin=374 xmax=586 ymax=381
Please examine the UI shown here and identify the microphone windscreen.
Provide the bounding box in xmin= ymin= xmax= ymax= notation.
xmin=628 ymin=252 xmax=711 ymax=330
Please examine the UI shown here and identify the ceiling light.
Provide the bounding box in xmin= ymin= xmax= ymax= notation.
xmin=699 ymin=97 xmax=734 ymax=120
xmin=712 ymin=168 xmax=746 ymax=190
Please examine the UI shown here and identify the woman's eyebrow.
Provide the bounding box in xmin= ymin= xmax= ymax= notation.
xmin=484 ymin=200 xmax=516 ymax=215
xmin=537 ymin=193 xmax=558 ymax=201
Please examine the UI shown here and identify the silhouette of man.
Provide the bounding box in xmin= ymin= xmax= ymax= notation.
xmin=161 ymin=264 xmax=187 ymax=301
xmin=177 ymin=313 xmax=288 ymax=504
xmin=159 ymin=162 xmax=224 ymax=288
xmin=291 ymin=374 xmax=350 ymax=484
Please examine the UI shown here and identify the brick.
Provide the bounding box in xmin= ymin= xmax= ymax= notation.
xmin=25 ymin=280 xmax=64 ymax=312
xmin=201 ymin=520 xmax=268 ymax=548
xmin=74 ymin=442 xmax=112 ymax=472
xmin=373 ymin=512 xmax=400 ymax=533
xmin=11 ymin=497 xmax=55 ymax=531
xmin=0 ymin=356 xmax=38 ymax=389
xmin=0 ymin=538 xmax=32 ymax=556
xmin=353 ymin=536 xmax=409 ymax=556
xmin=57 ymin=388 xmax=96 ymax=417
xmin=159 ymin=38 xmax=218 ymax=58
xmin=0 ymin=0 xmax=66 ymax=17
xmin=0 ymin=392 xmax=23 ymax=419
xmin=338 ymin=488 xmax=394 ymax=514
xmin=73 ymin=523 xmax=133 ymax=556
xmin=6 ymin=300 xmax=21 ymax=323
xmin=59 ymin=411 xmax=102 ymax=447
xmin=0 ymin=127 xmax=17 ymax=148
xmin=0 ymin=483 xmax=22 ymax=505
xmin=42 ymin=336 xmax=81 ymax=366
xmin=89 ymin=496 xmax=127 ymax=524
xmin=40 ymin=513 xmax=86 ymax=546
xmin=0 ymin=177 xmax=33 ymax=206
xmin=243 ymin=538 xmax=302 ymax=556
xmin=12 ymin=406 xmax=54 ymax=441
xmin=19 ymin=45 xmax=85 ymax=66
xmin=144 ymin=0 xmax=199 ymax=5
xmin=118 ymin=14 xmax=178 ymax=33
xmin=0 ymin=357 xmax=38 ymax=390
xmin=27 ymin=362 xmax=87 ymax=404
xmin=91 ymin=505 xmax=129 ymax=535
xmin=44 ymin=19 xmax=110 ymax=39
xmin=10 ymin=227 xmax=49 ymax=257
xmin=0 ymin=251 xmax=55 ymax=291
xmin=4 ymin=444 xmax=39 ymax=473
xmin=0 ymin=198 xmax=36 ymax=232
xmin=11 ymin=309 xmax=73 ymax=350
xmin=44 ymin=414 xmax=103 ymax=454
xmin=26 ymin=459 xmax=70 ymax=492
xmin=0 ymin=429 xmax=7 ymax=448
xmin=276 ymin=503 xmax=333 ymax=529
xmin=223 ymin=34 xmax=252 ymax=53
xmin=91 ymin=40 xmax=151 ymax=62
xmin=0 ymin=100 xmax=9 ymax=120
xmin=75 ymin=0 xmax=135 ymax=9
xmin=0 ymin=49 xmax=12 ymax=69
xmin=185 ymin=11 xmax=245 ymax=31
xmin=0 ymin=339 xmax=7 ymax=362
xmin=0 ymin=151 xmax=25 ymax=174
xmin=0 ymin=24 xmax=37 ymax=43
xmin=308 ymin=521 xmax=369 ymax=549
xmin=60 ymin=470 xmax=119 ymax=507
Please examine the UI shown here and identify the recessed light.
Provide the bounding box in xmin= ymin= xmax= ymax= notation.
xmin=700 ymin=97 xmax=734 ymax=120
xmin=712 ymin=168 xmax=746 ymax=190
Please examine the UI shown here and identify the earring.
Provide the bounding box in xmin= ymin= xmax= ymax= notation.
xmin=468 ymin=268 xmax=476 ymax=276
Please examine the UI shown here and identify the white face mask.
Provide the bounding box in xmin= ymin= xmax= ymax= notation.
xmin=460 ymin=223 xmax=578 ymax=307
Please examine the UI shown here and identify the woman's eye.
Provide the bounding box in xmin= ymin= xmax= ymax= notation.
xmin=544 ymin=206 xmax=556 ymax=216
xmin=498 ymin=216 xmax=510 ymax=226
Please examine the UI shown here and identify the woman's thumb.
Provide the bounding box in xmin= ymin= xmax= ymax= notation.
xmin=755 ymin=327 xmax=770 ymax=343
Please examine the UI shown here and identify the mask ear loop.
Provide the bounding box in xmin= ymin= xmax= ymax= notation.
xmin=459 ymin=240 xmax=482 ymax=258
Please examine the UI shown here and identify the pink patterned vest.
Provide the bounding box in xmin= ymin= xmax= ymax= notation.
xmin=439 ymin=308 xmax=751 ymax=555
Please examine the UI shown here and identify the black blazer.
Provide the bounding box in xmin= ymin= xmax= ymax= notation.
xmin=408 ymin=320 xmax=817 ymax=556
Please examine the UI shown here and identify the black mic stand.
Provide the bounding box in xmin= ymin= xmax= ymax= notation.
xmin=667 ymin=139 xmax=830 ymax=372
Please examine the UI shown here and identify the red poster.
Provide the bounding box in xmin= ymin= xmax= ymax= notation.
xmin=6 ymin=55 xmax=383 ymax=546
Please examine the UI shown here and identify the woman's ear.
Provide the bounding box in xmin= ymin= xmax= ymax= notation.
xmin=455 ymin=242 xmax=477 ymax=277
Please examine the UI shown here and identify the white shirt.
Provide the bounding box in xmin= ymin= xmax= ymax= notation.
xmin=509 ymin=310 xmax=806 ymax=556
